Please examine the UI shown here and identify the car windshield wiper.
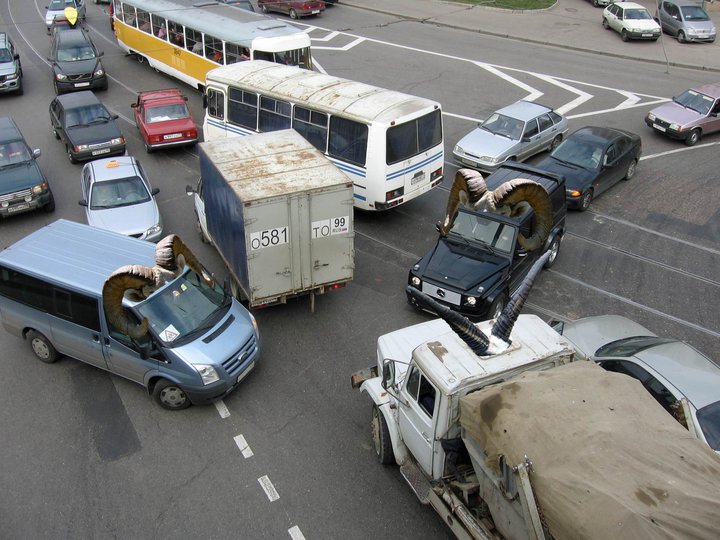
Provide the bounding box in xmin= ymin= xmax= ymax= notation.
xmin=87 ymin=117 xmax=111 ymax=124
xmin=447 ymin=232 xmax=471 ymax=246
xmin=672 ymin=97 xmax=689 ymax=109
xmin=551 ymin=156 xmax=580 ymax=168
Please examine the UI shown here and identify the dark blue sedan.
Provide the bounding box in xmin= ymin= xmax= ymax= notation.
xmin=535 ymin=126 xmax=642 ymax=211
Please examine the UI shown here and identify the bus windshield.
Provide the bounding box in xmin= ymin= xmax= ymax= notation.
xmin=136 ymin=270 xmax=230 ymax=347
xmin=254 ymin=48 xmax=309 ymax=69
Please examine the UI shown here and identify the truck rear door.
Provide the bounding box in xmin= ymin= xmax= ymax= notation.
xmin=308 ymin=187 xmax=354 ymax=287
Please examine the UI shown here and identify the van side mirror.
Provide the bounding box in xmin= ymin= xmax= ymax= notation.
xmin=13 ymin=53 xmax=19 ymax=60
xmin=202 ymin=95 xmax=208 ymax=109
xmin=33 ymin=149 xmax=41 ymax=158
xmin=381 ymin=359 xmax=396 ymax=390
xmin=151 ymin=187 xmax=160 ymax=196
xmin=138 ymin=341 xmax=151 ymax=360
xmin=78 ymin=199 xmax=87 ymax=206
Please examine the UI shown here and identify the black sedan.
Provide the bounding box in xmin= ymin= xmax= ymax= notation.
xmin=49 ymin=91 xmax=125 ymax=163
xmin=535 ymin=126 xmax=641 ymax=211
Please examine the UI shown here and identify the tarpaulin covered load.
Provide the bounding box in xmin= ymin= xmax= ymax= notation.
xmin=460 ymin=361 xmax=720 ymax=540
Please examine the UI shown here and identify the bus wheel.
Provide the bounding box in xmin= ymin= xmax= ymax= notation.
xmin=136 ymin=54 xmax=145 ymax=64
xmin=27 ymin=330 xmax=58 ymax=364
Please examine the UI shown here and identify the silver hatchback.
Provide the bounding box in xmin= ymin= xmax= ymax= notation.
xmin=79 ymin=156 xmax=163 ymax=242
xmin=453 ymin=101 xmax=568 ymax=173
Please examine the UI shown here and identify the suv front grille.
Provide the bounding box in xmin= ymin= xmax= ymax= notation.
xmin=0 ymin=187 xmax=33 ymax=203
xmin=67 ymin=73 xmax=92 ymax=81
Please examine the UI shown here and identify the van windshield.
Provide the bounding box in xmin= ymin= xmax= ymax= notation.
xmin=136 ymin=270 xmax=230 ymax=347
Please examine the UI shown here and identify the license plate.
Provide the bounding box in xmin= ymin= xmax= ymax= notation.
xmin=641 ymin=33 xmax=653 ymax=37
xmin=92 ymin=148 xmax=111 ymax=156
xmin=74 ymin=82 xmax=90 ymax=87
xmin=163 ymin=133 xmax=182 ymax=140
xmin=653 ymin=124 xmax=666 ymax=132
xmin=462 ymin=158 xmax=476 ymax=167
xmin=411 ymin=173 xmax=426 ymax=186
xmin=312 ymin=10 xmax=319 ymax=13
xmin=237 ymin=361 xmax=255 ymax=384
xmin=8 ymin=203 xmax=30 ymax=213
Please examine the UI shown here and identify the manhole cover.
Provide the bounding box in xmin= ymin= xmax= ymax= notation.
xmin=565 ymin=7 xmax=578 ymax=12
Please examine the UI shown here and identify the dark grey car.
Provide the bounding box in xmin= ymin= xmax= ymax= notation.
xmin=0 ymin=33 xmax=23 ymax=95
xmin=49 ymin=91 xmax=125 ymax=163
xmin=49 ymin=29 xmax=107 ymax=94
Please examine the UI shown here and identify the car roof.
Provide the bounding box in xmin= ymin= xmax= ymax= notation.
xmin=55 ymin=90 xmax=102 ymax=108
xmin=568 ymin=126 xmax=636 ymax=145
xmin=689 ymin=83 xmax=720 ymax=100
xmin=87 ymin=157 xmax=140 ymax=182
xmin=0 ymin=117 xmax=22 ymax=141
xmin=631 ymin=341 xmax=720 ymax=410
xmin=495 ymin=100 xmax=553 ymax=122
xmin=139 ymin=89 xmax=184 ymax=102
xmin=668 ymin=0 xmax=707 ymax=6
xmin=55 ymin=28 xmax=91 ymax=46
xmin=616 ymin=2 xmax=648 ymax=9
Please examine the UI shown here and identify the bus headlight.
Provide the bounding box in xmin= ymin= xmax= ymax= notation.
xmin=195 ymin=364 xmax=220 ymax=385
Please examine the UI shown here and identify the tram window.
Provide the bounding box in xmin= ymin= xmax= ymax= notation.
xmin=168 ymin=21 xmax=184 ymax=47
xmin=151 ymin=14 xmax=166 ymax=40
xmin=136 ymin=8 xmax=151 ymax=33
xmin=205 ymin=35 xmax=223 ymax=64
xmin=226 ymin=43 xmax=250 ymax=65
xmin=185 ymin=28 xmax=203 ymax=54
xmin=121 ymin=3 xmax=136 ymax=27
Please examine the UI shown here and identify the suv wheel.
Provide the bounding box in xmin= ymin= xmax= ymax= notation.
xmin=489 ymin=294 xmax=506 ymax=320
xmin=66 ymin=145 xmax=77 ymax=164
xmin=52 ymin=124 xmax=60 ymax=140
xmin=579 ymin=189 xmax=594 ymax=212
xmin=544 ymin=236 xmax=561 ymax=269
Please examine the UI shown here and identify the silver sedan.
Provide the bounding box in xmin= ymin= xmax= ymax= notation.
xmin=555 ymin=314 xmax=720 ymax=453
xmin=453 ymin=100 xmax=568 ymax=173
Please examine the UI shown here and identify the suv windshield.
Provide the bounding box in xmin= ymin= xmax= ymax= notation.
xmin=0 ymin=140 xmax=31 ymax=166
xmin=135 ymin=270 xmax=230 ymax=347
xmin=450 ymin=210 xmax=516 ymax=254
xmin=56 ymin=43 xmax=95 ymax=62
xmin=90 ymin=176 xmax=150 ymax=209
xmin=697 ymin=401 xmax=720 ymax=451
xmin=0 ymin=49 xmax=13 ymax=62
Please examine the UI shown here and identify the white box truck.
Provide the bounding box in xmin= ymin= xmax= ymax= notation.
xmin=187 ymin=130 xmax=354 ymax=310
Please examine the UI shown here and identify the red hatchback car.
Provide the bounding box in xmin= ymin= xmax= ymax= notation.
xmin=258 ymin=0 xmax=325 ymax=19
xmin=131 ymin=89 xmax=198 ymax=153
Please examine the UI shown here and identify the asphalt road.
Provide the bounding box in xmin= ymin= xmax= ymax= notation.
xmin=1 ymin=1 xmax=719 ymax=539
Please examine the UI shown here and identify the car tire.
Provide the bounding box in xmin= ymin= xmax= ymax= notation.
xmin=544 ymin=236 xmax=561 ymax=269
xmin=621 ymin=29 xmax=629 ymax=42
xmin=144 ymin=142 xmax=153 ymax=154
xmin=550 ymin=135 xmax=562 ymax=151
xmin=372 ymin=405 xmax=394 ymax=465
xmin=289 ymin=9 xmax=298 ymax=18
xmin=685 ymin=129 xmax=701 ymax=147
xmin=624 ymin=158 xmax=637 ymax=180
xmin=66 ymin=145 xmax=77 ymax=163
xmin=580 ymin=189 xmax=594 ymax=212
xmin=261 ymin=4 xmax=268 ymax=13
xmin=593 ymin=0 xmax=599 ymax=6
xmin=677 ymin=30 xmax=686 ymax=43
xmin=52 ymin=125 xmax=60 ymax=140
xmin=152 ymin=379 xmax=191 ymax=410
xmin=26 ymin=330 xmax=58 ymax=364
xmin=43 ymin=194 xmax=56 ymax=213
xmin=603 ymin=18 xmax=610 ymax=29
xmin=489 ymin=293 xmax=506 ymax=320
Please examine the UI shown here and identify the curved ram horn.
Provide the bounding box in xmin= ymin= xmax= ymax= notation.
xmin=406 ymin=286 xmax=490 ymax=355
xmin=155 ymin=234 xmax=214 ymax=287
xmin=438 ymin=169 xmax=488 ymax=236
xmin=490 ymin=179 xmax=552 ymax=251
xmin=491 ymin=251 xmax=551 ymax=344
xmin=102 ymin=265 xmax=155 ymax=339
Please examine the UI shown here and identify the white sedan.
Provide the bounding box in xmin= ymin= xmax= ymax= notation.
xmin=602 ymin=2 xmax=661 ymax=41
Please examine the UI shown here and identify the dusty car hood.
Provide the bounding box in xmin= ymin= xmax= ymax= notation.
xmin=559 ymin=315 xmax=655 ymax=358
xmin=456 ymin=127 xmax=517 ymax=159
xmin=0 ymin=161 xmax=45 ymax=193
xmin=422 ymin=238 xmax=508 ymax=292
xmin=87 ymin=200 xmax=159 ymax=236
xmin=66 ymin=122 xmax=121 ymax=146
xmin=649 ymin=101 xmax=706 ymax=126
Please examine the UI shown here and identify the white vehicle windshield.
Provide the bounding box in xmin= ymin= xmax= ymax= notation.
xmin=481 ymin=113 xmax=524 ymax=140
xmin=624 ymin=8 xmax=651 ymax=20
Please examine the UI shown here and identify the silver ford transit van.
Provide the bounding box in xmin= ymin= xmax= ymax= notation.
xmin=0 ymin=219 xmax=260 ymax=409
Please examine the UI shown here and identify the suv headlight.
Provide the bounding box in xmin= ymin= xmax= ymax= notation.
xmin=55 ymin=73 xmax=67 ymax=81
xmin=94 ymin=67 xmax=104 ymax=77
xmin=411 ymin=276 xmax=421 ymax=286
xmin=195 ymin=364 xmax=220 ymax=385
xmin=7 ymin=70 xmax=19 ymax=80
xmin=75 ymin=144 xmax=89 ymax=151
xmin=464 ymin=296 xmax=477 ymax=306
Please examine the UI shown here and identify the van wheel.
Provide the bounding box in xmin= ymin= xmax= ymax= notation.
xmin=372 ymin=405 xmax=394 ymax=465
xmin=544 ymin=236 xmax=561 ymax=268
xmin=27 ymin=330 xmax=58 ymax=363
xmin=153 ymin=379 xmax=191 ymax=410
xmin=489 ymin=293 xmax=506 ymax=320
xmin=677 ymin=30 xmax=686 ymax=43
xmin=685 ymin=129 xmax=700 ymax=147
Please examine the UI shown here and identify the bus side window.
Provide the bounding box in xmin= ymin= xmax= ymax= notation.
xmin=259 ymin=96 xmax=291 ymax=132
xmin=207 ymin=89 xmax=225 ymax=120
xmin=328 ymin=116 xmax=368 ymax=167
xmin=292 ymin=106 xmax=328 ymax=152
xmin=228 ymin=88 xmax=257 ymax=130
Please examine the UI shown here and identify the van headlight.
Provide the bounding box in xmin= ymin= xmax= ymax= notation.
xmin=146 ymin=224 xmax=161 ymax=236
xmin=195 ymin=364 xmax=220 ymax=385
xmin=249 ymin=312 xmax=259 ymax=335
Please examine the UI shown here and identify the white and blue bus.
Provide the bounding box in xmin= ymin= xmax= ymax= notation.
xmin=203 ymin=61 xmax=444 ymax=211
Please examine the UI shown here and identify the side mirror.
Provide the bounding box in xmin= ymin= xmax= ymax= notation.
xmin=151 ymin=187 xmax=160 ymax=196
xmin=13 ymin=53 xmax=19 ymax=60
xmin=98 ymin=51 xmax=104 ymax=57
xmin=381 ymin=359 xmax=396 ymax=390
xmin=112 ymin=114 xmax=119 ymax=120
xmin=78 ymin=199 xmax=87 ymax=206
xmin=185 ymin=184 xmax=195 ymax=196
xmin=130 ymin=102 xmax=137 ymax=108
xmin=32 ymin=149 xmax=41 ymax=158
xmin=138 ymin=341 xmax=151 ymax=360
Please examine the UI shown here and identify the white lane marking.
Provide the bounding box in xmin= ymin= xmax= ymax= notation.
xmin=258 ymin=475 xmax=280 ymax=502
xmin=639 ymin=140 xmax=720 ymax=164
xmin=313 ymin=36 xmax=366 ymax=52
xmin=534 ymin=74 xmax=592 ymax=115
xmin=234 ymin=434 xmax=254 ymax=458
xmin=567 ymin=98 xmax=667 ymax=119
xmin=310 ymin=30 xmax=339 ymax=42
xmin=616 ymin=89 xmax=642 ymax=108
xmin=548 ymin=270 xmax=720 ymax=339
xmin=475 ymin=62 xmax=543 ymax=102
xmin=314 ymin=58 xmax=327 ymax=75
xmin=443 ymin=111 xmax=483 ymax=123
xmin=288 ymin=526 xmax=306 ymax=540
xmin=214 ymin=400 xmax=230 ymax=418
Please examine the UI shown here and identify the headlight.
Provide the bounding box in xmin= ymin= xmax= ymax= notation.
xmin=146 ymin=224 xmax=162 ymax=236
xmin=669 ymin=123 xmax=680 ymax=131
xmin=465 ymin=296 xmax=477 ymax=306
xmin=411 ymin=276 xmax=421 ymax=286
xmin=55 ymin=73 xmax=67 ymax=81
xmin=647 ymin=113 xmax=656 ymax=121
xmin=110 ymin=137 xmax=124 ymax=145
xmin=479 ymin=156 xmax=498 ymax=164
xmin=249 ymin=311 xmax=259 ymax=336
xmin=94 ymin=68 xmax=104 ymax=77
xmin=7 ymin=71 xmax=19 ymax=80
xmin=75 ymin=144 xmax=89 ymax=151
xmin=1 ymin=201 xmax=8 ymax=208
xmin=454 ymin=145 xmax=464 ymax=155
xmin=32 ymin=185 xmax=43 ymax=194
xmin=195 ymin=364 xmax=220 ymax=385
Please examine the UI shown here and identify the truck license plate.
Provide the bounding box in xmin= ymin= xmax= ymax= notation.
xmin=411 ymin=172 xmax=426 ymax=185
xmin=8 ymin=203 xmax=29 ymax=213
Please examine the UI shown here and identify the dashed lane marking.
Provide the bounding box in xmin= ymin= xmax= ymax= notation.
xmin=288 ymin=526 xmax=306 ymax=540
xmin=214 ymin=400 xmax=231 ymax=418
xmin=258 ymin=475 xmax=280 ymax=502
xmin=234 ymin=434 xmax=254 ymax=458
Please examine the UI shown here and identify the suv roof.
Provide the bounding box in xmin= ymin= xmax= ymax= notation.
xmin=0 ymin=32 xmax=9 ymax=48
xmin=55 ymin=28 xmax=92 ymax=47
xmin=483 ymin=161 xmax=565 ymax=196
xmin=496 ymin=101 xmax=553 ymax=122
xmin=0 ymin=117 xmax=23 ymax=142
